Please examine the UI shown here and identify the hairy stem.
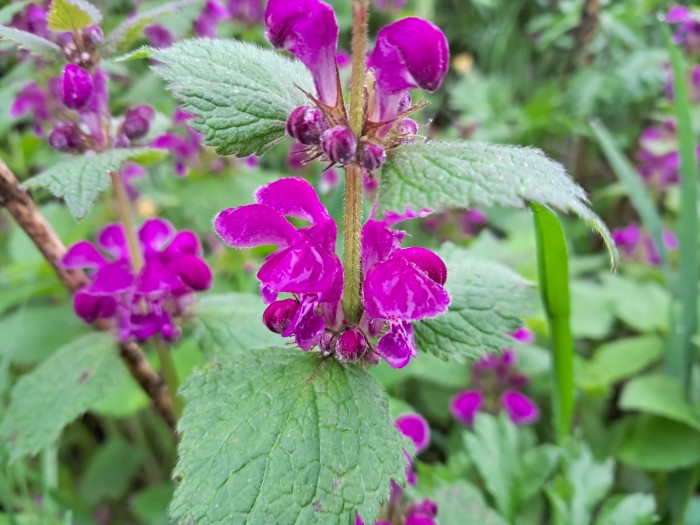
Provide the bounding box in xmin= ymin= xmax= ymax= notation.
xmin=342 ymin=0 xmax=369 ymax=325
xmin=155 ymin=338 xmax=183 ymax=420
xmin=109 ymin=171 xmax=144 ymax=272
xmin=0 ymin=158 xmax=176 ymax=431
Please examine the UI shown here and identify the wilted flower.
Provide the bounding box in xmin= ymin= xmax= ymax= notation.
xmin=450 ymin=328 xmax=540 ymax=426
xmin=62 ymin=219 xmax=212 ymax=342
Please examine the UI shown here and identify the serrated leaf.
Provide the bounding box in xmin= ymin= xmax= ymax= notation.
xmin=594 ymin=494 xmax=657 ymax=525
xmin=103 ymin=0 xmax=201 ymax=55
xmin=171 ymin=349 xmax=406 ymax=525
xmin=0 ymin=25 xmax=63 ymax=60
xmin=47 ymin=0 xmax=101 ymax=32
xmin=379 ymin=140 xmax=617 ymax=266
xmin=191 ymin=293 xmax=281 ymax=358
xmin=413 ymin=245 xmax=535 ymax=362
xmin=0 ymin=333 xmax=123 ymax=461
xmin=150 ymin=39 xmax=313 ymax=156
xmin=22 ymin=148 xmax=163 ymax=220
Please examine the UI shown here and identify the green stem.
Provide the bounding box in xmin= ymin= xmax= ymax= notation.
xmin=342 ymin=0 xmax=369 ymax=324
xmin=155 ymin=338 xmax=183 ymax=420
xmin=109 ymin=171 xmax=144 ymax=272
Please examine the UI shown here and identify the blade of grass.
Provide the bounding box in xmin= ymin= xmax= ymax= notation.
xmin=532 ymin=203 xmax=574 ymax=443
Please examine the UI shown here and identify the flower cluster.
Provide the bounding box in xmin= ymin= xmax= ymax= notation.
xmin=356 ymin=413 xmax=438 ymax=525
xmin=265 ymin=0 xmax=448 ymax=173
xmin=62 ymin=219 xmax=212 ymax=342
xmin=668 ymin=5 xmax=700 ymax=56
xmin=213 ymin=177 xmax=450 ymax=368
xmin=450 ymin=328 xmax=540 ymax=427
xmin=612 ymin=224 xmax=678 ymax=266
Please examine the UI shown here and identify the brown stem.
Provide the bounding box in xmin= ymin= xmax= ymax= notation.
xmin=0 ymin=158 xmax=176 ymax=431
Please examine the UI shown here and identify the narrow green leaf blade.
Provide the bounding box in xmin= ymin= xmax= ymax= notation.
xmin=150 ymin=39 xmax=314 ymax=156
xmin=378 ymin=140 xmax=618 ymax=266
xmin=171 ymin=350 xmax=406 ymax=525
xmin=191 ymin=293 xmax=281 ymax=358
xmin=22 ymin=148 xmax=164 ymax=220
xmin=47 ymin=0 xmax=101 ymax=32
xmin=0 ymin=26 xmax=63 ymax=60
xmin=532 ymin=203 xmax=574 ymax=443
xmin=0 ymin=333 xmax=123 ymax=461
xmin=413 ymin=245 xmax=535 ymax=363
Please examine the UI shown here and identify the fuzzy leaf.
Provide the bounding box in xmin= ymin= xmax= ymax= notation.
xmin=0 ymin=333 xmax=123 ymax=461
xmin=22 ymin=148 xmax=164 ymax=220
xmin=47 ymin=0 xmax=101 ymax=32
xmin=379 ymin=140 xmax=617 ymax=266
xmin=191 ymin=293 xmax=281 ymax=358
xmin=171 ymin=349 xmax=406 ymax=525
xmin=413 ymin=245 xmax=535 ymax=362
xmin=0 ymin=25 xmax=63 ymax=60
xmin=149 ymin=39 xmax=314 ymax=156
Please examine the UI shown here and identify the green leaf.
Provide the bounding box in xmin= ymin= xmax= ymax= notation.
xmin=22 ymin=148 xmax=164 ymax=220
xmin=0 ymin=26 xmax=63 ymax=60
xmin=150 ymin=39 xmax=314 ymax=156
xmin=192 ymin=293 xmax=282 ymax=358
xmin=102 ymin=0 xmax=201 ymax=55
xmin=0 ymin=2 xmax=30 ymax=25
xmin=594 ymin=494 xmax=657 ymax=525
xmin=578 ymin=336 xmax=663 ymax=391
xmin=546 ymin=443 xmax=614 ymax=525
xmin=413 ymin=245 xmax=535 ymax=362
xmin=615 ymin=415 xmax=700 ymax=471
xmin=0 ymin=333 xmax=123 ymax=461
xmin=428 ymin=480 xmax=508 ymax=525
xmin=602 ymin=275 xmax=670 ymax=333
xmin=570 ymin=281 xmax=615 ymax=340
xmin=171 ymin=350 xmax=406 ymax=524
xmin=378 ymin=140 xmax=617 ymax=266
xmin=620 ymin=374 xmax=700 ymax=431
xmin=47 ymin=0 xmax=101 ymax=32
xmin=464 ymin=414 xmax=559 ymax=521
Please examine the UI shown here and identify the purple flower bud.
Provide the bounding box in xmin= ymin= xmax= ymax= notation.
xmin=398 ymin=91 xmax=412 ymax=113
xmin=263 ymin=298 xmax=300 ymax=334
xmin=321 ymin=125 xmax=357 ymax=164
xmin=122 ymin=105 xmax=155 ymax=140
xmin=410 ymin=499 xmax=438 ymax=519
xmin=83 ymin=25 xmax=103 ymax=46
xmin=359 ymin=142 xmax=386 ymax=171
xmin=396 ymin=118 xmax=419 ymax=136
xmin=286 ymin=105 xmax=329 ymax=145
xmin=395 ymin=413 xmax=430 ymax=452
xmin=48 ymin=123 xmax=83 ymax=152
xmin=450 ymin=390 xmax=483 ymax=426
xmin=144 ymin=24 xmax=174 ymax=48
xmin=335 ymin=328 xmax=367 ymax=361
xmin=501 ymin=390 xmax=540 ymax=425
xmin=61 ymin=64 xmax=93 ymax=110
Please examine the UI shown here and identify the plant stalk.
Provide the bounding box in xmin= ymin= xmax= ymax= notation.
xmin=155 ymin=338 xmax=183 ymax=420
xmin=342 ymin=0 xmax=369 ymax=325
xmin=109 ymin=171 xmax=144 ymax=272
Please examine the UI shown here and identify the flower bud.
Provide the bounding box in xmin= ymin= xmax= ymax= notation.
xmin=335 ymin=328 xmax=367 ymax=361
xmin=61 ymin=64 xmax=93 ymax=110
xmin=321 ymin=125 xmax=357 ymax=164
xmin=48 ymin=123 xmax=83 ymax=152
xmin=286 ymin=105 xmax=329 ymax=145
xmin=83 ymin=26 xmax=103 ymax=47
xmin=396 ymin=118 xmax=418 ymax=136
xmin=398 ymin=92 xmax=412 ymax=113
xmin=263 ymin=298 xmax=299 ymax=334
xmin=359 ymin=143 xmax=386 ymax=171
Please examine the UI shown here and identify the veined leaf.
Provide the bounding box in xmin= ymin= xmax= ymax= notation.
xmin=47 ymin=0 xmax=101 ymax=32
xmin=0 ymin=25 xmax=63 ymax=60
xmin=171 ymin=349 xmax=406 ymax=525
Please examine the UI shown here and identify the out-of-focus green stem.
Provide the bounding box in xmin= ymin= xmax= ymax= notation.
xmin=109 ymin=171 xmax=144 ymax=272
xmin=342 ymin=0 xmax=369 ymax=325
xmin=155 ymin=338 xmax=183 ymax=420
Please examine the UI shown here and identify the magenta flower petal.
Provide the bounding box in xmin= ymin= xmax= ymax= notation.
xmin=257 ymin=237 xmax=342 ymax=294
xmin=214 ymin=204 xmax=300 ymax=249
xmin=406 ymin=515 xmax=437 ymax=525
xmin=511 ymin=327 xmax=534 ymax=344
xmin=392 ymin=247 xmax=447 ymax=285
xmin=61 ymin=64 xmax=93 ymax=110
xmin=168 ymin=254 xmax=213 ymax=291
xmin=395 ymin=413 xmax=430 ymax=453
xmin=139 ymin=218 xmax=176 ymax=255
xmin=162 ymin=230 xmax=202 ymax=260
xmin=137 ymin=260 xmax=182 ymax=294
xmin=62 ymin=241 xmax=106 ymax=270
xmin=73 ymin=289 xmax=117 ymax=323
xmin=403 ymin=448 xmax=417 ymax=485
xmin=501 ymin=390 xmax=540 ymax=425
xmin=360 ymin=219 xmax=405 ymax=276
xmin=363 ymin=256 xmax=449 ymax=321
xmin=265 ymin=0 xmax=339 ymax=105
xmin=294 ymin=311 xmax=326 ymax=350
xmin=97 ymin=224 xmax=129 ymax=260
xmin=89 ymin=261 xmax=135 ymax=295
xmin=450 ymin=390 xmax=483 ymax=426
xmin=255 ymin=177 xmax=333 ymax=228
xmin=377 ymin=322 xmax=416 ymax=368
xmin=667 ymin=6 xmax=690 ymax=23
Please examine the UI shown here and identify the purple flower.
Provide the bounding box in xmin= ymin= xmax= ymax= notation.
xmin=120 ymin=105 xmax=156 ymax=142
xmin=152 ymin=110 xmax=202 ymax=177
xmin=265 ymin=0 xmax=340 ymax=107
xmin=395 ymin=413 xmax=430 ymax=453
xmin=511 ymin=326 xmax=534 ymax=344
xmin=10 ymin=82 xmax=51 ymax=134
xmin=369 ymin=18 xmax=449 ymax=127
xmin=612 ymin=223 xmax=678 ymax=265
xmin=144 ymin=24 xmax=175 ymax=48
xmin=61 ymin=64 xmax=94 ymax=110
xmin=194 ymin=0 xmax=230 ymax=37
xmin=449 ymin=391 xmax=484 ymax=427
xmin=667 ymin=5 xmax=700 ymax=54
xmin=501 ymin=390 xmax=540 ymax=425
xmin=228 ymin=0 xmax=265 ymax=23
xmin=62 ymin=219 xmax=212 ymax=342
